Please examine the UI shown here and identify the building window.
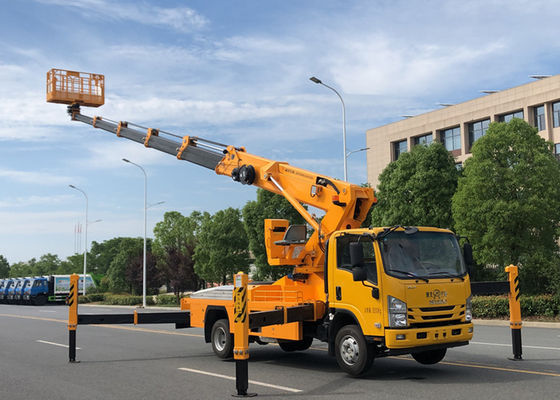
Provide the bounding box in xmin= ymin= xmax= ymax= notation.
xmin=468 ymin=119 xmax=490 ymax=149
xmin=441 ymin=126 xmax=461 ymax=152
xmin=555 ymin=143 xmax=560 ymax=161
xmin=393 ymin=139 xmax=407 ymax=160
xmin=553 ymin=102 xmax=560 ymax=128
xmin=499 ymin=110 xmax=524 ymax=123
xmin=534 ymin=105 xmax=545 ymax=131
xmin=414 ymin=133 xmax=433 ymax=146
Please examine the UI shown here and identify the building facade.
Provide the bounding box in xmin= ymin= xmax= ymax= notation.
xmin=366 ymin=75 xmax=560 ymax=187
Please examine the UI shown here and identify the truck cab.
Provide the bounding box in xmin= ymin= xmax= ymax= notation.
xmin=325 ymin=226 xmax=473 ymax=374
xmin=24 ymin=277 xmax=50 ymax=305
xmin=1 ymin=279 xmax=14 ymax=303
xmin=14 ymin=278 xmax=32 ymax=304
xmin=7 ymin=279 xmax=23 ymax=303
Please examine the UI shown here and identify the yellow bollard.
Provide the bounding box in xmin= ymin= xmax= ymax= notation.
xmin=232 ymin=272 xmax=255 ymax=397
xmin=505 ymin=265 xmax=522 ymax=360
xmin=67 ymin=274 xmax=79 ymax=362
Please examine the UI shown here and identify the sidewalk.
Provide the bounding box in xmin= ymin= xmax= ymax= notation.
xmin=474 ymin=318 xmax=560 ymax=329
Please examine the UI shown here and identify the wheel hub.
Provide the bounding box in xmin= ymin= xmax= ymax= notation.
xmin=214 ymin=327 xmax=226 ymax=351
xmin=340 ymin=335 xmax=360 ymax=365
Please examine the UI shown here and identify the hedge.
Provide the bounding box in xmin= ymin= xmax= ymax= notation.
xmin=473 ymin=295 xmax=560 ymax=318
xmin=78 ymin=293 xmax=180 ymax=306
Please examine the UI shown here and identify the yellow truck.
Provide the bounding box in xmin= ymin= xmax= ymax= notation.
xmin=48 ymin=69 xmax=474 ymax=376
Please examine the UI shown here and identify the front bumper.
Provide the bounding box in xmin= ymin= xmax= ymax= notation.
xmin=385 ymin=322 xmax=473 ymax=349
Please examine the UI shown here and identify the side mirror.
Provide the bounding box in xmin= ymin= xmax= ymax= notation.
xmin=352 ymin=266 xmax=367 ymax=282
xmin=349 ymin=242 xmax=364 ymax=267
xmin=463 ymin=242 xmax=473 ymax=266
xmin=463 ymin=242 xmax=474 ymax=276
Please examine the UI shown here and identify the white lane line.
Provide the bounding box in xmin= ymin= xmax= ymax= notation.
xmin=38 ymin=310 xmax=56 ymax=313
xmin=36 ymin=340 xmax=81 ymax=349
xmin=178 ymin=367 xmax=302 ymax=393
xmin=471 ymin=341 xmax=560 ymax=351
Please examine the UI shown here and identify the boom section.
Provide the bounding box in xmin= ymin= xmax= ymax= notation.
xmin=67 ymin=106 xmax=376 ymax=271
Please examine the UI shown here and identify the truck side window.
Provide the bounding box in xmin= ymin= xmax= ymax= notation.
xmin=336 ymin=235 xmax=378 ymax=285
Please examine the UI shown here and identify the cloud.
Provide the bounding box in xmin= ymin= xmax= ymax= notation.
xmin=78 ymin=139 xmax=174 ymax=170
xmin=35 ymin=0 xmax=208 ymax=32
xmin=0 ymin=168 xmax=75 ymax=186
xmin=0 ymin=194 xmax=74 ymax=208
xmin=327 ymin=36 xmax=506 ymax=96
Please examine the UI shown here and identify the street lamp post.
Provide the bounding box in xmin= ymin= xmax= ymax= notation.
xmin=346 ymin=147 xmax=370 ymax=158
xmin=310 ymin=76 xmax=348 ymax=181
xmin=69 ymin=184 xmax=89 ymax=296
xmin=122 ymin=158 xmax=148 ymax=308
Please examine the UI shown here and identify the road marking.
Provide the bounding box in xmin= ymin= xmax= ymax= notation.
xmin=388 ymin=356 xmax=560 ymax=377
xmin=439 ymin=360 xmax=560 ymax=377
xmin=38 ymin=310 xmax=56 ymax=313
xmin=36 ymin=340 xmax=81 ymax=349
xmin=0 ymin=313 xmax=203 ymax=338
xmin=0 ymin=313 xmax=66 ymax=323
xmin=178 ymin=367 xmax=302 ymax=393
xmin=471 ymin=341 xmax=560 ymax=351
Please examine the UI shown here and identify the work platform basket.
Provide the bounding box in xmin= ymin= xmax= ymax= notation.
xmin=46 ymin=68 xmax=104 ymax=107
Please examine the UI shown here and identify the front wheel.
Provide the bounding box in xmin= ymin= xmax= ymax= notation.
xmin=411 ymin=348 xmax=447 ymax=365
xmin=335 ymin=325 xmax=374 ymax=376
xmin=210 ymin=319 xmax=234 ymax=359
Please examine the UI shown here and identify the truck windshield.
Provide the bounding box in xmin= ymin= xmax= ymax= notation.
xmin=380 ymin=231 xmax=466 ymax=279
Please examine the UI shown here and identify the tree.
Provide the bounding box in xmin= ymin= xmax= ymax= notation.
xmin=371 ymin=142 xmax=458 ymax=229
xmin=242 ymin=189 xmax=305 ymax=280
xmin=125 ymin=246 xmax=162 ymax=295
xmin=0 ymin=255 xmax=9 ymax=278
xmin=32 ymin=253 xmax=62 ymax=276
xmin=89 ymin=237 xmax=132 ymax=275
xmin=194 ymin=208 xmax=250 ymax=284
xmin=153 ymin=211 xmax=202 ymax=300
xmin=452 ymin=119 xmax=560 ymax=294
xmin=106 ymin=238 xmax=144 ymax=292
xmin=9 ymin=259 xmax=35 ymax=277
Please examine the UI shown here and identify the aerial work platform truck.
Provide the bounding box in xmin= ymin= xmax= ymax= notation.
xmin=48 ymin=69 xmax=474 ymax=376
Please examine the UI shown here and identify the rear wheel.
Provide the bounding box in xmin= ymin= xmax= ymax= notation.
xmin=211 ymin=319 xmax=233 ymax=359
xmin=33 ymin=295 xmax=47 ymax=306
xmin=335 ymin=325 xmax=374 ymax=376
xmin=411 ymin=348 xmax=447 ymax=365
xmin=278 ymin=336 xmax=314 ymax=352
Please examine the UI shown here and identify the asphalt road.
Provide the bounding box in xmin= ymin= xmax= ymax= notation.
xmin=1 ymin=303 xmax=559 ymax=399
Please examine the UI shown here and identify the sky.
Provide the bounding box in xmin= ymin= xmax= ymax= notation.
xmin=1 ymin=0 xmax=560 ymax=264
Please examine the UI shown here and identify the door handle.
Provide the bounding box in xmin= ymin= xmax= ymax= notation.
xmin=336 ymin=286 xmax=342 ymax=301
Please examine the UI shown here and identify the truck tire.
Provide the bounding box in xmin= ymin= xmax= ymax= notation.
xmin=335 ymin=324 xmax=374 ymax=376
xmin=211 ymin=319 xmax=233 ymax=359
xmin=411 ymin=348 xmax=447 ymax=365
xmin=278 ymin=336 xmax=313 ymax=352
xmin=33 ymin=295 xmax=47 ymax=306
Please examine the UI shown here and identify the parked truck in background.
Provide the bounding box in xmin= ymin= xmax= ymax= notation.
xmin=48 ymin=68 xmax=474 ymax=376
xmin=1 ymin=275 xmax=95 ymax=305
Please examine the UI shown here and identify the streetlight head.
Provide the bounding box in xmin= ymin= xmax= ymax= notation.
xmin=309 ymin=76 xmax=322 ymax=84
xmin=69 ymin=184 xmax=76 ymax=188
xmin=122 ymin=158 xmax=130 ymax=163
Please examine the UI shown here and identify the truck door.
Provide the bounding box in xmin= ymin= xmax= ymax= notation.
xmin=328 ymin=233 xmax=384 ymax=337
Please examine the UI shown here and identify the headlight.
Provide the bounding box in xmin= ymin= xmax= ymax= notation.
xmin=388 ymin=295 xmax=408 ymax=328
xmin=465 ymin=295 xmax=472 ymax=322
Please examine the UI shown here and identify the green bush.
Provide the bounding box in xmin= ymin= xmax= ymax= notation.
xmin=472 ymin=295 xmax=560 ymax=318
xmin=103 ymin=294 xmax=155 ymax=306
xmin=156 ymin=294 xmax=179 ymax=306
